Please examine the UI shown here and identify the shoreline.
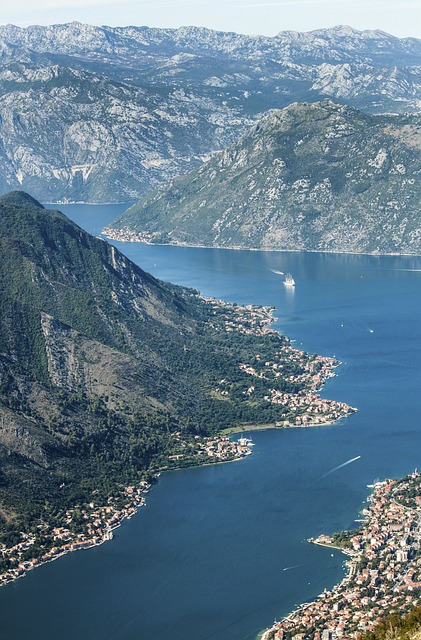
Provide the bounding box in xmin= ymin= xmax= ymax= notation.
xmin=0 ymin=411 xmax=347 ymax=589
xmin=45 ymin=201 xmax=133 ymax=206
xmin=0 ymin=435 xmax=255 ymax=589
xmin=260 ymin=472 xmax=421 ymax=640
xmin=0 ymin=298 xmax=355 ymax=588
xmin=0 ymin=485 xmax=150 ymax=588
xmin=0 ymin=417 xmax=347 ymax=589
xmin=0 ymin=298 xmax=354 ymax=593
xmin=0 ymin=417 xmax=343 ymax=592
xmin=221 ymin=418 xmax=340 ymax=437
xmin=101 ymin=228 xmax=420 ymax=258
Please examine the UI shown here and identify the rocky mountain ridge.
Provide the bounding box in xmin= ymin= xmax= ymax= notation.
xmin=108 ymin=100 xmax=421 ymax=254
xmin=1 ymin=23 xmax=419 ymax=66
xmin=0 ymin=23 xmax=419 ymax=201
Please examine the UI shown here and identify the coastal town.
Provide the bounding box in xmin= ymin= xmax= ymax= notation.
xmin=0 ymin=298 xmax=355 ymax=588
xmin=103 ymin=226 xmax=154 ymax=244
xmin=0 ymin=433 xmax=253 ymax=587
xmin=204 ymin=297 xmax=356 ymax=428
xmin=262 ymin=470 xmax=421 ymax=640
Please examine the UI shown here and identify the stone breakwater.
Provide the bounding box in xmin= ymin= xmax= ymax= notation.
xmin=261 ymin=470 xmax=421 ymax=640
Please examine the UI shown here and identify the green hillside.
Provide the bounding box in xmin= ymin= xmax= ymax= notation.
xmin=0 ymin=191 xmax=353 ymax=574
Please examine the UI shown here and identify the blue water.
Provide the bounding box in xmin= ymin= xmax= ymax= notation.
xmin=2 ymin=204 xmax=421 ymax=639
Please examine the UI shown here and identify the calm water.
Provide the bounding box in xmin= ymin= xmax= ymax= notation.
xmin=2 ymin=204 xmax=421 ymax=639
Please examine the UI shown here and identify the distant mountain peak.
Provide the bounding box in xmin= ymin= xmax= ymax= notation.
xmin=313 ymin=25 xmax=361 ymax=36
xmin=0 ymin=23 xmax=418 ymax=202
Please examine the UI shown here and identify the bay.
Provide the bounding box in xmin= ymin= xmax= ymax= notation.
xmin=1 ymin=204 xmax=421 ymax=639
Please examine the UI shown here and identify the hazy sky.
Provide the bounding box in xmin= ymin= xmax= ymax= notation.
xmin=1 ymin=0 xmax=420 ymax=39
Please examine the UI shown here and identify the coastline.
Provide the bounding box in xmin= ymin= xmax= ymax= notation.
xmin=221 ymin=418 xmax=340 ymax=437
xmin=0 ymin=410 xmax=348 ymax=589
xmin=101 ymin=228 xmax=420 ymax=258
xmin=10 ymin=205 xmax=417 ymax=637
xmin=260 ymin=472 xmax=421 ymax=640
xmin=0 ymin=296 xmax=356 ymax=589
xmin=0 ymin=482 xmax=151 ymax=588
xmin=45 ymin=201 xmax=133 ymax=206
xmin=0 ymin=413 xmax=347 ymax=588
xmin=0 ymin=435 xmax=255 ymax=589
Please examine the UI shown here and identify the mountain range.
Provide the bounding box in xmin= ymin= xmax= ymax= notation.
xmin=0 ymin=23 xmax=420 ymax=202
xmin=107 ymin=100 xmax=421 ymax=254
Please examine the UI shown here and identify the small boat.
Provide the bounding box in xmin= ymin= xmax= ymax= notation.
xmin=284 ymin=273 xmax=295 ymax=287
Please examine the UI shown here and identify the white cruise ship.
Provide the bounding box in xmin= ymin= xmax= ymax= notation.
xmin=283 ymin=273 xmax=295 ymax=287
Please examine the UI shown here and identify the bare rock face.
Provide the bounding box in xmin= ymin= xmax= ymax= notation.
xmin=109 ymin=100 xmax=421 ymax=255
xmin=0 ymin=23 xmax=419 ymax=202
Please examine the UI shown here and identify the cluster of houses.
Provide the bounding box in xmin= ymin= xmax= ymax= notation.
xmin=264 ymin=388 xmax=355 ymax=426
xmin=102 ymin=227 xmax=153 ymax=243
xmin=166 ymin=431 xmax=253 ymax=465
xmin=263 ymin=471 xmax=421 ymax=640
xmin=198 ymin=297 xmax=355 ymax=428
xmin=198 ymin=435 xmax=252 ymax=460
xmin=0 ymin=481 xmax=151 ymax=586
xmin=201 ymin=297 xmax=277 ymax=336
xmin=237 ymin=341 xmax=355 ymax=427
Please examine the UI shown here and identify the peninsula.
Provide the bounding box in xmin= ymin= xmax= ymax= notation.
xmin=0 ymin=191 xmax=355 ymax=587
xmin=261 ymin=470 xmax=421 ymax=640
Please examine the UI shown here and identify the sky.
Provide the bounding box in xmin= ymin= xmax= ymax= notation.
xmin=0 ymin=0 xmax=420 ymax=39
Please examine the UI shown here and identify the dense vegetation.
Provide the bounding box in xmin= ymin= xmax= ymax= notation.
xmin=0 ymin=191 xmax=337 ymax=552
xmin=360 ymin=605 xmax=421 ymax=640
xmin=331 ymin=527 xmax=362 ymax=549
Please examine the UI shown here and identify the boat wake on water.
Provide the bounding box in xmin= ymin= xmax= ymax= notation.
xmin=283 ymin=564 xmax=303 ymax=572
xmin=320 ymin=456 xmax=361 ymax=479
xmin=384 ymin=268 xmax=421 ymax=272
